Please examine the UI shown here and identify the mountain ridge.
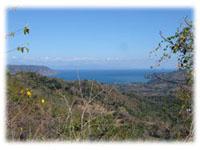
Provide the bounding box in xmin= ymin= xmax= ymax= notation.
xmin=7 ymin=65 xmax=57 ymax=76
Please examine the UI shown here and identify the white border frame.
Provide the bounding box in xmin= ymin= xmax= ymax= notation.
xmin=0 ymin=0 xmax=200 ymax=149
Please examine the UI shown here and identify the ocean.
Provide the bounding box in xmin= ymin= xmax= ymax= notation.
xmin=50 ymin=69 xmax=174 ymax=84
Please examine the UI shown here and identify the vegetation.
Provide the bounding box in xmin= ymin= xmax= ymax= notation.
xmin=150 ymin=18 xmax=194 ymax=140
xmin=150 ymin=17 xmax=193 ymax=84
xmin=7 ymin=71 xmax=192 ymax=141
xmin=7 ymin=23 xmax=30 ymax=53
xmin=7 ymin=65 xmax=56 ymax=76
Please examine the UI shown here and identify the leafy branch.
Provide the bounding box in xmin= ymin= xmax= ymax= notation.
xmin=150 ymin=17 xmax=193 ymax=85
xmin=7 ymin=26 xmax=30 ymax=53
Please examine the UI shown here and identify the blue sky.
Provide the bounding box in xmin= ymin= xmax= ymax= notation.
xmin=7 ymin=8 xmax=192 ymax=69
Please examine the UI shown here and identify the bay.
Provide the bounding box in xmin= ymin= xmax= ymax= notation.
xmin=51 ymin=69 xmax=174 ymax=84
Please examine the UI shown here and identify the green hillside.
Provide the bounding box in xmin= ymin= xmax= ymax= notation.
xmin=6 ymin=71 xmax=193 ymax=141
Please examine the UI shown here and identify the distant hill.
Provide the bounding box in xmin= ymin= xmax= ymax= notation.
xmin=7 ymin=65 xmax=57 ymax=76
xmin=147 ymin=70 xmax=187 ymax=84
xmin=116 ymin=70 xmax=189 ymax=97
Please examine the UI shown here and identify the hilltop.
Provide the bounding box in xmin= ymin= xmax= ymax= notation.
xmin=7 ymin=65 xmax=57 ymax=76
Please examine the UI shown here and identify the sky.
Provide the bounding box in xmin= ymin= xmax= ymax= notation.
xmin=7 ymin=8 xmax=193 ymax=70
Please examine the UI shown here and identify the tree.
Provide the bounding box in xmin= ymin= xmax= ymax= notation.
xmin=150 ymin=17 xmax=194 ymax=140
xmin=150 ymin=17 xmax=193 ymax=85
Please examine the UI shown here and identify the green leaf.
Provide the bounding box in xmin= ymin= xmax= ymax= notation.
xmin=16 ymin=46 xmax=29 ymax=53
xmin=23 ymin=26 xmax=30 ymax=35
xmin=24 ymin=47 xmax=29 ymax=53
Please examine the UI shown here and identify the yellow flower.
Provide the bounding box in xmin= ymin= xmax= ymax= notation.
xmin=20 ymin=89 xmax=24 ymax=94
xmin=41 ymin=99 xmax=45 ymax=104
xmin=26 ymin=91 xmax=32 ymax=98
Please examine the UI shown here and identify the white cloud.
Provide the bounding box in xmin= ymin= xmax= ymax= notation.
xmin=8 ymin=55 xmax=171 ymax=69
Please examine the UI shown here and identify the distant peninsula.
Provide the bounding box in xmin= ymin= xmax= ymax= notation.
xmin=7 ymin=65 xmax=57 ymax=76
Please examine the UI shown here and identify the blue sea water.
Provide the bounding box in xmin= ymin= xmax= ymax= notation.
xmin=51 ymin=69 xmax=173 ymax=84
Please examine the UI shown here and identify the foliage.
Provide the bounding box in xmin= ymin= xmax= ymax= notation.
xmin=150 ymin=18 xmax=193 ymax=84
xmin=23 ymin=26 xmax=30 ymax=35
xmin=17 ymin=46 xmax=29 ymax=53
xmin=6 ymin=72 xmax=193 ymax=141
xmin=7 ymin=17 xmax=30 ymax=53
xmin=150 ymin=17 xmax=194 ymax=140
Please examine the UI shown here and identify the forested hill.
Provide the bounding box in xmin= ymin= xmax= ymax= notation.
xmin=116 ymin=70 xmax=189 ymax=97
xmin=7 ymin=65 xmax=57 ymax=76
xmin=147 ymin=70 xmax=187 ymax=84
